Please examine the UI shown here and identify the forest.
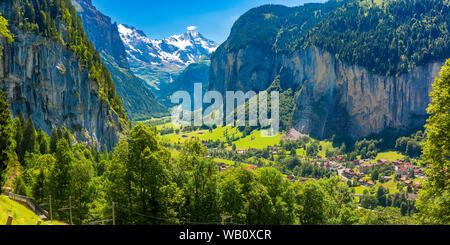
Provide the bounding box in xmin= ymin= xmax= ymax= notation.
xmin=0 ymin=103 xmax=420 ymax=225
xmin=0 ymin=56 xmax=449 ymax=224
xmin=0 ymin=0 xmax=448 ymax=226
xmin=226 ymin=0 xmax=450 ymax=75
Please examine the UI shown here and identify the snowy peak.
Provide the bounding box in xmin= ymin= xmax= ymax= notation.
xmin=167 ymin=28 xmax=217 ymax=53
xmin=118 ymin=24 xmax=218 ymax=69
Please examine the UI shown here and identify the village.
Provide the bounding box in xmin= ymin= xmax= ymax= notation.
xmin=214 ymin=149 xmax=427 ymax=202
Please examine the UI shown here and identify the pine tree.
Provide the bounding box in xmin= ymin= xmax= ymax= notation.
xmin=14 ymin=114 xmax=25 ymax=163
xmin=23 ymin=117 xmax=36 ymax=154
xmin=49 ymin=128 xmax=62 ymax=153
xmin=49 ymin=138 xmax=73 ymax=218
xmin=36 ymin=128 xmax=48 ymax=154
xmin=0 ymin=91 xmax=12 ymax=189
xmin=33 ymin=169 xmax=46 ymax=204
xmin=0 ymin=13 xmax=13 ymax=57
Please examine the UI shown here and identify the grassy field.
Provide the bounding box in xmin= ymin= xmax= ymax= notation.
xmin=379 ymin=180 xmax=400 ymax=194
xmin=374 ymin=151 xmax=405 ymax=162
xmin=233 ymin=130 xmax=282 ymax=149
xmin=161 ymin=126 xmax=283 ymax=150
xmin=318 ymin=141 xmax=335 ymax=158
xmin=0 ymin=195 xmax=66 ymax=225
xmin=353 ymin=186 xmax=370 ymax=195
xmin=213 ymin=158 xmax=237 ymax=166
xmin=201 ymin=126 xmax=243 ymax=142
xmin=295 ymin=148 xmax=306 ymax=156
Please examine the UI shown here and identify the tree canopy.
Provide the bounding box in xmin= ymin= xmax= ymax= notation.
xmin=416 ymin=59 xmax=450 ymax=225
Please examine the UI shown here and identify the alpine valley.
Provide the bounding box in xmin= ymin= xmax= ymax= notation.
xmin=0 ymin=0 xmax=448 ymax=227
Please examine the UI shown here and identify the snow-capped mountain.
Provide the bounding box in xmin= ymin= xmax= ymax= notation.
xmin=118 ymin=24 xmax=218 ymax=69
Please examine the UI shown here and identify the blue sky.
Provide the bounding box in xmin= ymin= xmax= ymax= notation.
xmin=91 ymin=0 xmax=326 ymax=44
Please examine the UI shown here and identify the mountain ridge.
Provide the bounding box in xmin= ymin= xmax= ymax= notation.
xmin=209 ymin=0 xmax=449 ymax=140
xmin=118 ymin=24 xmax=217 ymax=69
xmin=72 ymin=0 xmax=168 ymax=121
xmin=118 ymin=23 xmax=218 ymax=94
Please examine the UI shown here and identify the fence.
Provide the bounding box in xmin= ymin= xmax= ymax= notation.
xmin=5 ymin=192 xmax=50 ymax=220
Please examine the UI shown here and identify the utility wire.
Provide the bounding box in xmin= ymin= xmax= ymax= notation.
xmin=115 ymin=205 xmax=244 ymax=225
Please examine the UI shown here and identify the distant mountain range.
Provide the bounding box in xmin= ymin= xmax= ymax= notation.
xmin=118 ymin=24 xmax=218 ymax=94
xmin=118 ymin=24 xmax=217 ymax=69
xmin=73 ymin=0 xmax=167 ymax=121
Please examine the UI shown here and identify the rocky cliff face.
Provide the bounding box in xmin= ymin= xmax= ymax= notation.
xmin=118 ymin=24 xmax=217 ymax=69
xmin=73 ymin=0 xmax=167 ymax=120
xmin=117 ymin=23 xmax=218 ymax=95
xmin=72 ymin=0 xmax=129 ymax=69
xmin=209 ymin=45 xmax=444 ymax=139
xmin=0 ymin=31 xmax=122 ymax=149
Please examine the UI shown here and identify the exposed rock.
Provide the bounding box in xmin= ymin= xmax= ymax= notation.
xmin=0 ymin=32 xmax=122 ymax=150
xmin=209 ymin=45 xmax=444 ymax=139
xmin=73 ymin=0 xmax=167 ymax=120
xmin=282 ymin=128 xmax=308 ymax=141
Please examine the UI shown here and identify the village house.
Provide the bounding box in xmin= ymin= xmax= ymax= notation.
xmin=237 ymin=150 xmax=246 ymax=155
xmin=336 ymin=155 xmax=345 ymax=162
xmin=393 ymin=160 xmax=404 ymax=166
xmin=404 ymin=162 xmax=413 ymax=171
xmin=359 ymin=163 xmax=375 ymax=174
xmin=413 ymin=182 xmax=422 ymax=189
xmin=299 ymin=178 xmax=310 ymax=183
xmin=407 ymin=193 xmax=419 ymax=200
xmin=396 ymin=166 xmax=410 ymax=177
xmin=219 ymin=165 xmax=231 ymax=172
xmin=343 ymin=168 xmax=362 ymax=179
xmin=377 ymin=159 xmax=391 ymax=165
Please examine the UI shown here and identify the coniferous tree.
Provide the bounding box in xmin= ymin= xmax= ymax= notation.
xmin=14 ymin=114 xmax=25 ymax=163
xmin=36 ymin=128 xmax=48 ymax=154
xmin=49 ymin=128 xmax=58 ymax=153
xmin=0 ymin=91 xmax=12 ymax=189
xmin=0 ymin=13 xmax=13 ymax=57
xmin=22 ymin=117 xmax=36 ymax=154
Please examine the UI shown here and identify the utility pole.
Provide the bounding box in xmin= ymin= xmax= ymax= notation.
xmin=112 ymin=201 xmax=116 ymax=225
xmin=6 ymin=215 xmax=13 ymax=225
xmin=49 ymin=195 xmax=53 ymax=221
xmin=69 ymin=196 xmax=73 ymax=225
xmin=221 ymin=215 xmax=232 ymax=225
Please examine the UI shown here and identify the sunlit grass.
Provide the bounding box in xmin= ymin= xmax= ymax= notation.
xmin=0 ymin=195 xmax=66 ymax=225
xmin=233 ymin=130 xmax=282 ymax=149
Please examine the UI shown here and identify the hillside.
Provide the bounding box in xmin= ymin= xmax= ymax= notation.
xmin=159 ymin=59 xmax=211 ymax=106
xmin=0 ymin=195 xmax=65 ymax=225
xmin=72 ymin=0 xmax=168 ymax=121
xmin=0 ymin=0 xmax=127 ymax=150
xmin=209 ymin=0 xmax=449 ymax=141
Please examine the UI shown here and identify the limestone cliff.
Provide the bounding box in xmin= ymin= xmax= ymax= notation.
xmin=208 ymin=1 xmax=449 ymax=140
xmin=209 ymin=45 xmax=444 ymax=139
xmin=0 ymin=31 xmax=122 ymax=150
